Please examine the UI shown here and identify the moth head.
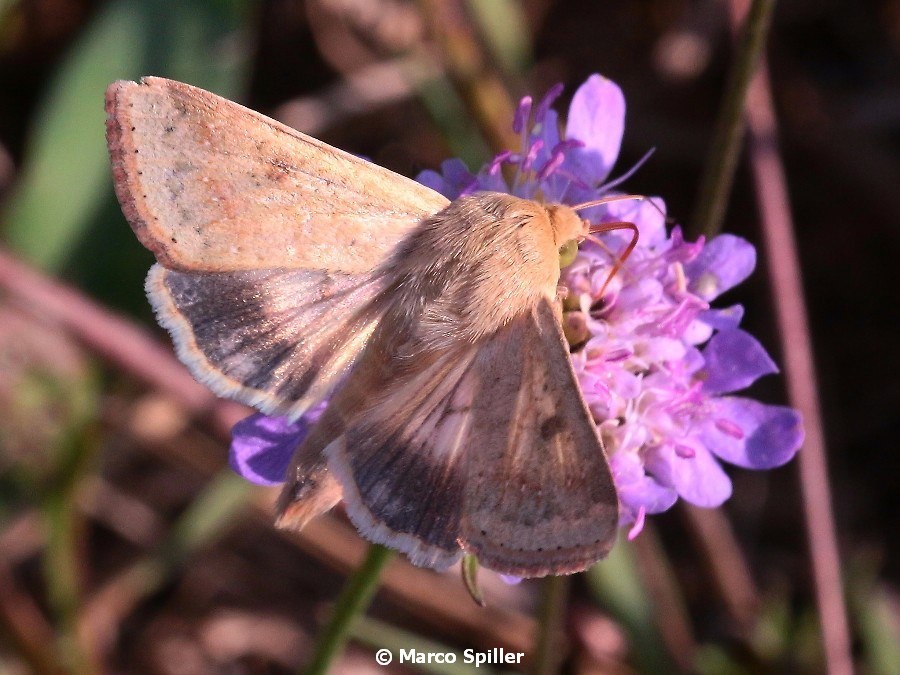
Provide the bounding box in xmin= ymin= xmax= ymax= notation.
xmin=545 ymin=203 xmax=588 ymax=270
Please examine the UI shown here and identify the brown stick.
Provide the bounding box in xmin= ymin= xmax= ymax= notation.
xmin=0 ymin=560 xmax=62 ymax=674
xmin=632 ymin=523 xmax=697 ymax=671
xmin=682 ymin=504 xmax=760 ymax=629
xmin=729 ymin=2 xmax=854 ymax=671
xmin=416 ymin=0 xmax=519 ymax=153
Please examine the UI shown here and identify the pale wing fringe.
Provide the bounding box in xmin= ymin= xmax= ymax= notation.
xmin=322 ymin=335 xmax=479 ymax=570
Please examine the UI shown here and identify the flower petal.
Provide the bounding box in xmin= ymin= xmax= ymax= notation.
xmin=577 ymin=195 xmax=668 ymax=248
xmin=639 ymin=336 xmax=687 ymax=364
xmin=610 ymin=196 xmax=668 ymax=247
xmin=474 ymin=164 xmax=512 ymax=194
xmin=700 ymin=329 xmax=778 ymax=395
xmin=229 ymin=413 xmax=312 ymax=486
xmin=703 ymin=397 xmax=804 ymax=469
xmin=416 ymin=158 xmax=477 ymax=200
xmin=564 ymin=74 xmax=625 ymax=186
xmin=644 ymin=443 xmax=733 ymax=507
xmin=699 ymin=304 xmax=745 ymax=331
xmin=415 ymin=169 xmax=449 ymax=197
xmin=685 ymin=235 xmax=756 ymax=301
xmin=627 ymin=507 xmax=646 ymax=539
xmin=683 ymin=318 xmax=714 ymax=346
xmin=610 ymin=452 xmax=679 ymax=516
xmin=531 ymin=109 xmax=570 ymax=201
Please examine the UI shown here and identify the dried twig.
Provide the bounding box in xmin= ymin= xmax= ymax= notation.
xmin=740 ymin=56 xmax=854 ymax=675
xmin=273 ymin=54 xmax=441 ymax=136
xmin=681 ymin=504 xmax=760 ymax=630
xmin=0 ymin=560 xmax=61 ymax=674
xmin=690 ymin=0 xmax=777 ymax=237
xmin=632 ymin=522 xmax=697 ymax=670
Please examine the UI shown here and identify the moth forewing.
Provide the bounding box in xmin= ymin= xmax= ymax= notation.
xmin=107 ymin=76 xmax=452 ymax=418
xmin=458 ymin=299 xmax=618 ymax=577
xmin=105 ymin=77 xmax=448 ymax=273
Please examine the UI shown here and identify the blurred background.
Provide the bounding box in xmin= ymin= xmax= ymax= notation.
xmin=0 ymin=0 xmax=898 ymax=672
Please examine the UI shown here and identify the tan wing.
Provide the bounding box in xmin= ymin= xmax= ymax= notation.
xmin=147 ymin=265 xmax=387 ymax=417
xmin=317 ymin=298 xmax=618 ymax=576
xmin=106 ymin=77 xmax=449 ymax=273
xmin=459 ymin=298 xmax=619 ymax=577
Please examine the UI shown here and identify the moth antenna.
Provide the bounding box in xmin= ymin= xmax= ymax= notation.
xmin=572 ymin=194 xmax=672 ymax=225
xmin=582 ymin=221 xmax=639 ymax=298
xmin=599 ymin=147 xmax=655 ymax=192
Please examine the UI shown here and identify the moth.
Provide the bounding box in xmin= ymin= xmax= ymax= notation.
xmin=106 ymin=77 xmax=623 ymax=578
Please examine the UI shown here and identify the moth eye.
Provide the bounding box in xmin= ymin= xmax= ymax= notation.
xmin=558 ymin=239 xmax=578 ymax=268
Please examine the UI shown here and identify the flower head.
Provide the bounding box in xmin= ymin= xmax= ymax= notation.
xmin=415 ymin=74 xmax=803 ymax=530
xmin=230 ymin=74 xmax=804 ymax=538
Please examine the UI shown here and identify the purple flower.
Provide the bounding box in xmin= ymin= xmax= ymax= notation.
xmin=230 ymin=403 xmax=325 ymax=486
xmin=410 ymin=73 xmax=804 ymax=529
xmin=230 ymin=74 xmax=804 ymax=537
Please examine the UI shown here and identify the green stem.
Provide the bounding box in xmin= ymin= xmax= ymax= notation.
xmin=529 ymin=575 xmax=569 ymax=675
xmin=690 ymin=0 xmax=778 ymax=237
xmin=304 ymin=544 xmax=394 ymax=674
xmin=43 ymin=428 xmax=99 ymax=675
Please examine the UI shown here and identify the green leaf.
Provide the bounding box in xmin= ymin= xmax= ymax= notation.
xmin=461 ymin=553 xmax=487 ymax=606
xmin=2 ymin=0 xmax=252 ymax=311
xmin=464 ymin=0 xmax=531 ymax=74
xmin=2 ymin=0 xmax=146 ymax=270
xmin=586 ymin=537 xmax=676 ymax=673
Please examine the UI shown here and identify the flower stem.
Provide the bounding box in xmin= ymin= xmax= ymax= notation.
xmin=44 ymin=427 xmax=100 ymax=675
xmin=304 ymin=544 xmax=394 ymax=674
xmin=690 ymin=0 xmax=778 ymax=237
xmin=529 ymin=574 xmax=569 ymax=675
xmin=741 ymin=47 xmax=854 ymax=675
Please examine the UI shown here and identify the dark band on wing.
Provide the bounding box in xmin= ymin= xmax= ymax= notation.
xmin=323 ymin=328 xmax=478 ymax=568
xmin=151 ymin=266 xmax=382 ymax=415
xmin=347 ymin=422 xmax=465 ymax=553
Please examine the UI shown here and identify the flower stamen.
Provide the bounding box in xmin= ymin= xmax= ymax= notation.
xmin=675 ymin=444 xmax=697 ymax=458
xmin=715 ymin=418 xmax=745 ymax=439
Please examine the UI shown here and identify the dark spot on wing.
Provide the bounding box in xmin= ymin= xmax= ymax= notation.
xmin=540 ymin=415 xmax=565 ymax=440
xmin=266 ymin=157 xmax=297 ymax=181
